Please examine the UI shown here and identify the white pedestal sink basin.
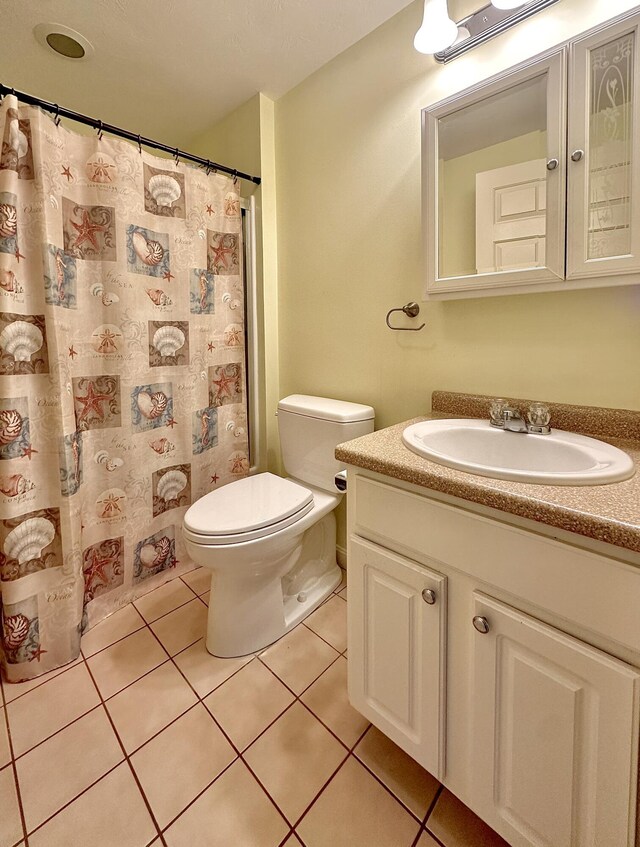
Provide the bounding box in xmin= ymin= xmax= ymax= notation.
xmin=402 ymin=419 xmax=635 ymax=485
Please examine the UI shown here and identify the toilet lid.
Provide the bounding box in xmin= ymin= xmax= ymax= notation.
xmin=183 ymin=472 xmax=313 ymax=537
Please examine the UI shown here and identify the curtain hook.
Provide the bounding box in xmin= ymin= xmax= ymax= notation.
xmin=232 ymin=169 xmax=238 ymax=185
xmin=137 ymin=134 xmax=142 ymax=155
xmin=54 ymin=104 xmax=61 ymax=126
xmin=174 ymin=147 xmax=180 ymax=166
xmin=205 ymin=160 xmax=212 ymax=176
xmin=96 ymin=120 xmax=103 ymax=140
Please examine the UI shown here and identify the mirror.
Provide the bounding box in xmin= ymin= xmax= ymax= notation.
xmin=437 ymin=73 xmax=549 ymax=279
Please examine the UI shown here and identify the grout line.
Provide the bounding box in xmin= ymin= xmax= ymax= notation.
xmin=11 ymin=703 xmax=104 ymax=763
xmin=142 ymin=614 xmax=359 ymax=838
xmin=23 ymin=755 xmax=126 ymax=839
xmin=83 ymin=592 xmax=206 ymax=662
xmin=300 ymin=617 xmax=346 ymax=655
xmin=0 ymin=659 xmax=82 ymax=707
xmin=3 ymin=580 xmax=354 ymax=846
xmin=1 ymin=697 xmax=29 ymax=846
xmin=7 ymin=579 xmax=465 ymax=847
xmin=81 ymin=624 xmax=146 ymax=661
xmin=349 ymin=723 xmax=372 ymax=753
xmin=80 ymin=654 xmax=168 ymax=846
xmin=178 ymin=575 xmax=201 ymax=596
xmin=137 ymin=590 xmax=199 ymax=619
xmin=76 ymin=572 xmax=207 ymax=666
xmin=409 ymin=785 xmax=446 ymax=847
xmin=289 ymin=751 xmax=351 ymax=830
xmin=122 ymin=698 xmax=200 ymax=759
xmin=333 ymin=722 xmax=437 ymax=830
xmin=409 ymin=822 xmax=426 ymax=847
xmin=84 ymin=651 xmax=173 ymax=703
xmin=276 ymin=830 xmax=295 ymax=847
xmin=349 ymin=750 xmax=425 ymax=825
xmin=155 ymin=755 xmax=240 ymax=834
xmin=179 ymin=574 xmax=210 ymax=598
xmin=421 ymin=827 xmax=448 ymax=847
xmin=151 ymin=657 xmax=293 ymax=836
xmin=421 ymin=785 xmax=448 ymax=847
xmin=256 ymin=648 xmax=342 ymax=701
xmin=423 ymin=783 xmax=443 ymax=825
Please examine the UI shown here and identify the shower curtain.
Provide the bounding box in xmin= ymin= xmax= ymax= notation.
xmin=0 ymin=94 xmax=249 ymax=682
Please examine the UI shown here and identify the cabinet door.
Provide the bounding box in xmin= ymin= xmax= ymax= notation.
xmin=348 ymin=537 xmax=446 ymax=779
xmin=568 ymin=13 xmax=640 ymax=278
xmin=423 ymin=49 xmax=566 ymax=298
xmin=470 ymin=593 xmax=639 ymax=847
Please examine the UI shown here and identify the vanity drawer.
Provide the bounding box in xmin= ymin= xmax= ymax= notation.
xmin=351 ymin=473 xmax=640 ymax=654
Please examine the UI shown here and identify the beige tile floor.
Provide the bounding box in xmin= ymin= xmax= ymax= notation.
xmin=0 ymin=567 xmax=509 ymax=847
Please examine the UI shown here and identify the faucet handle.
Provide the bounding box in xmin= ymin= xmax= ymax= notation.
xmin=489 ymin=398 xmax=508 ymax=427
xmin=527 ymin=402 xmax=551 ymax=432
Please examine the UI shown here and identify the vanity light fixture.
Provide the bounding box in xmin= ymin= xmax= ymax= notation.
xmin=414 ymin=0 xmax=459 ymax=54
xmin=414 ymin=0 xmax=560 ymax=63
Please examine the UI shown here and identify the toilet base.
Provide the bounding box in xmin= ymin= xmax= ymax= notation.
xmin=282 ymin=563 xmax=342 ymax=632
xmin=204 ymin=511 xmax=342 ymax=658
xmin=205 ymin=563 xmax=341 ymax=659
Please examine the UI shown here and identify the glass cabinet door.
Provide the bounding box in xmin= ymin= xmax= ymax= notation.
xmin=423 ymin=51 xmax=566 ymax=297
xmin=567 ymin=13 xmax=640 ymax=278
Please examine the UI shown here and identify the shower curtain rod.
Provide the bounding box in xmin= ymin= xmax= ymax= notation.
xmin=0 ymin=83 xmax=262 ymax=186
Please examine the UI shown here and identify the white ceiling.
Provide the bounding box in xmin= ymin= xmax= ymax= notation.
xmin=1 ymin=0 xmax=416 ymax=147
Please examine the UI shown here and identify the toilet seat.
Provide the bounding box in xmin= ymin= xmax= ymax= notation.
xmin=183 ymin=472 xmax=314 ymax=546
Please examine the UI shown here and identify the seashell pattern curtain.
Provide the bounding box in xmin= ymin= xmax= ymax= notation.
xmin=0 ymin=95 xmax=249 ymax=682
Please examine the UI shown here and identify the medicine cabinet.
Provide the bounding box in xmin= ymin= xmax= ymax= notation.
xmin=422 ymin=11 xmax=640 ymax=298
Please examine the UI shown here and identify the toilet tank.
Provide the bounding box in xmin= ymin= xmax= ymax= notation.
xmin=277 ymin=395 xmax=375 ymax=493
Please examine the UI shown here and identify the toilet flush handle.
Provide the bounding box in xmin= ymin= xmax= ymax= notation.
xmin=335 ymin=470 xmax=347 ymax=492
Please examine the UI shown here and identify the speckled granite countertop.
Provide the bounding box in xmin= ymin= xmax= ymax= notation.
xmin=335 ymin=392 xmax=640 ymax=556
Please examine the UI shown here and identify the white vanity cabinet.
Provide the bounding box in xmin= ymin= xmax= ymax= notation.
xmin=471 ymin=593 xmax=640 ymax=847
xmin=348 ymin=538 xmax=446 ymax=779
xmin=347 ymin=470 xmax=640 ymax=847
xmin=423 ymin=9 xmax=640 ymax=299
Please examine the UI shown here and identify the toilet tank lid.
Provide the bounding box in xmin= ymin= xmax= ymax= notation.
xmin=278 ymin=395 xmax=374 ymax=423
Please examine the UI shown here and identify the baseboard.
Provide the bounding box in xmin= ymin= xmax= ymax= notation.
xmin=336 ymin=544 xmax=347 ymax=569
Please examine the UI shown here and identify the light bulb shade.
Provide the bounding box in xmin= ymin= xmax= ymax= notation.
xmin=414 ymin=0 xmax=459 ymax=54
xmin=490 ymin=0 xmax=529 ymax=9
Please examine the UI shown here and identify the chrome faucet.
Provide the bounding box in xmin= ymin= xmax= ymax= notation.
xmin=501 ymin=406 xmax=528 ymax=433
xmin=489 ymin=400 xmax=551 ymax=435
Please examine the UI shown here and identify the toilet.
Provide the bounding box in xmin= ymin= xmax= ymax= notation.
xmin=182 ymin=395 xmax=374 ymax=657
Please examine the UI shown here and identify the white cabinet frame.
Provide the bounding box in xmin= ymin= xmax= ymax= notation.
xmin=423 ymin=50 xmax=567 ymax=297
xmin=567 ymin=14 xmax=640 ymax=279
xmin=422 ymin=9 xmax=640 ymax=300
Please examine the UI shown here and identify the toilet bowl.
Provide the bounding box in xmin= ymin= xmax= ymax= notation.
xmin=182 ymin=395 xmax=375 ymax=657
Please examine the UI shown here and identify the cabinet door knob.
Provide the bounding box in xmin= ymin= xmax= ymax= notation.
xmin=546 ymin=158 xmax=559 ymax=171
xmin=571 ymin=149 xmax=584 ymax=162
xmin=422 ymin=588 xmax=436 ymax=605
xmin=472 ymin=615 xmax=490 ymax=634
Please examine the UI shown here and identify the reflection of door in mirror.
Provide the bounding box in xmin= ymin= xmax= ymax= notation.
xmin=437 ymin=74 xmax=548 ymax=280
xmin=475 ymin=159 xmax=547 ymax=273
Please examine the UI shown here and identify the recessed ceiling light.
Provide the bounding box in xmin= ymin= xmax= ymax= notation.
xmin=33 ymin=23 xmax=94 ymax=60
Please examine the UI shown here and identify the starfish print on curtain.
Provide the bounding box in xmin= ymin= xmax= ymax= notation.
xmin=0 ymin=94 xmax=249 ymax=683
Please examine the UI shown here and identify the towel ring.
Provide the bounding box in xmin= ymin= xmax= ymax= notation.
xmin=385 ymin=302 xmax=425 ymax=331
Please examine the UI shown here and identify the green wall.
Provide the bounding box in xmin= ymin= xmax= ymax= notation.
xmin=274 ymin=0 xmax=640 ymax=550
